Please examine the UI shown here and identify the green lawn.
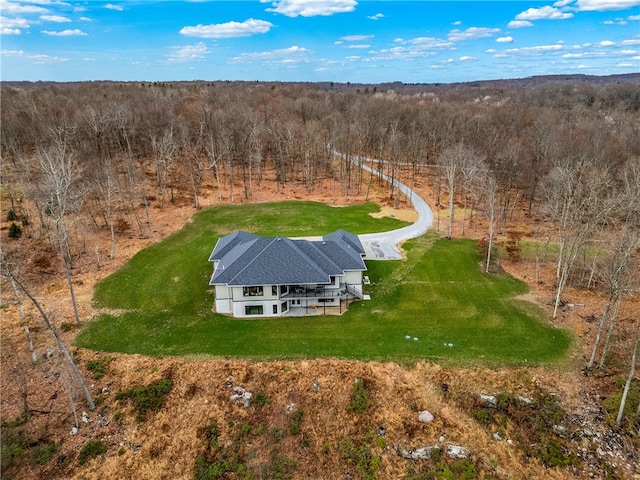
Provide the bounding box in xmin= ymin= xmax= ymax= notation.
xmin=77 ymin=201 xmax=572 ymax=365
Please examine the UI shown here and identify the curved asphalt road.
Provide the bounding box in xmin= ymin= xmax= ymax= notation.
xmin=333 ymin=150 xmax=434 ymax=260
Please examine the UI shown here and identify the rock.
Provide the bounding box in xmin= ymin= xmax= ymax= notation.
xmin=517 ymin=395 xmax=533 ymax=405
xmin=81 ymin=411 xmax=90 ymax=423
xmin=446 ymin=445 xmax=471 ymax=459
xmin=230 ymin=386 xmax=253 ymax=407
xmin=394 ymin=444 xmax=433 ymax=460
xmin=378 ymin=426 xmax=386 ymax=437
xmin=311 ymin=379 xmax=321 ymax=391
xmin=70 ymin=426 xmax=78 ymax=436
xmin=480 ymin=394 xmax=497 ymax=408
xmin=418 ymin=410 xmax=434 ymax=423
xmin=285 ymin=403 xmax=296 ymax=414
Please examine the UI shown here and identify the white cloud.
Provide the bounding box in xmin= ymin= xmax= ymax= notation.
xmin=496 ymin=36 xmax=514 ymax=43
xmin=448 ymin=27 xmax=500 ymax=42
xmin=261 ymin=0 xmax=357 ymax=17
xmin=508 ymin=20 xmax=533 ymax=28
xmin=2 ymin=48 xmax=68 ymax=63
xmin=490 ymin=43 xmax=565 ymax=57
xmin=515 ymin=6 xmax=573 ymax=20
xmin=367 ymin=13 xmax=383 ymax=20
xmin=459 ymin=55 xmax=475 ymax=61
xmin=341 ymin=34 xmax=373 ymax=41
xmin=105 ymin=3 xmax=124 ymax=11
xmin=165 ymin=42 xmax=210 ymax=64
xmin=345 ymin=44 xmax=370 ymax=49
xmin=180 ymin=18 xmax=273 ymax=38
xmin=40 ymin=14 xmax=71 ymax=22
xmin=604 ymin=18 xmax=627 ymax=24
xmin=41 ymin=28 xmax=86 ymax=36
xmin=575 ymin=0 xmax=640 ymax=10
xmin=371 ymin=36 xmax=453 ymax=61
xmin=0 ymin=15 xmax=29 ymax=34
xmin=0 ymin=1 xmax=47 ymax=14
xmin=230 ymin=45 xmax=312 ymax=64
xmin=629 ymin=14 xmax=640 ymax=19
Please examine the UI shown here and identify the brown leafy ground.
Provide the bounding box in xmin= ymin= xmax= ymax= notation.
xmin=1 ymin=165 xmax=638 ymax=479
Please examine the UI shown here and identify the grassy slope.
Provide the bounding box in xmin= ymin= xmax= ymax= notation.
xmin=78 ymin=201 xmax=572 ymax=365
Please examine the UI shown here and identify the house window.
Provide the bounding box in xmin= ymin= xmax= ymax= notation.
xmin=272 ymin=285 xmax=278 ymax=296
xmin=280 ymin=285 xmax=289 ymax=295
xmin=243 ymin=286 xmax=263 ymax=297
xmin=281 ymin=301 xmax=288 ymax=312
xmin=245 ymin=305 xmax=263 ymax=315
xmin=273 ymin=304 xmax=278 ymax=314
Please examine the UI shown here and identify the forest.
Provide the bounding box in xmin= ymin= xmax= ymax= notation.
xmin=1 ymin=77 xmax=639 ymax=479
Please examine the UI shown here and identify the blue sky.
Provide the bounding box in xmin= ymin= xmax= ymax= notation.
xmin=1 ymin=0 xmax=639 ymax=83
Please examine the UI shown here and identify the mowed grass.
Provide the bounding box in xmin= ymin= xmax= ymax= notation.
xmin=77 ymin=201 xmax=572 ymax=365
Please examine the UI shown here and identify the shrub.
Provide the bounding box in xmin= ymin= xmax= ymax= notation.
xmin=115 ymin=378 xmax=173 ymax=421
xmin=33 ymin=441 xmax=58 ymax=465
xmin=6 ymin=209 xmax=18 ymax=221
xmin=78 ymin=439 xmax=107 ymax=465
xmin=86 ymin=357 xmax=110 ymax=380
xmin=290 ymin=409 xmax=304 ymax=435
xmin=1 ymin=429 xmax=27 ymax=471
xmin=252 ymin=390 xmax=272 ymax=407
xmin=8 ymin=222 xmax=22 ymax=239
xmin=60 ymin=322 xmax=75 ymax=333
xmin=348 ymin=378 xmax=370 ymax=413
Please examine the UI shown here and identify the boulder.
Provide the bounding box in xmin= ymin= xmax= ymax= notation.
xmin=418 ymin=410 xmax=434 ymax=423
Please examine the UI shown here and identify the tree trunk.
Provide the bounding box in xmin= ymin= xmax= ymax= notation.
xmin=616 ymin=338 xmax=639 ymax=426
xmin=9 ymin=273 xmax=95 ymax=411
xmin=56 ymin=223 xmax=82 ymax=326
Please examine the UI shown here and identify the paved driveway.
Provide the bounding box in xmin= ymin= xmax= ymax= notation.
xmin=334 ymin=151 xmax=434 ymax=260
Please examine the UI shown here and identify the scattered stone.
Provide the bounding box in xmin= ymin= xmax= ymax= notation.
xmin=517 ymin=395 xmax=533 ymax=405
xmin=438 ymin=435 xmax=445 ymax=443
xmin=230 ymin=386 xmax=253 ymax=407
xmin=480 ymin=394 xmax=497 ymax=408
xmin=378 ymin=426 xmax=386 ymax=437
xmin=553 ymin=424 xmax=567 ymax=436
xmin=285 ymin=403 xmax=296 ymax=414
xmin=413 ymin=337 xmax=418 ymax=341
xmin=446 ymin=445 xmax=471 ymax=459
xmin=70 ymin=426 xmax=78 ymax=436
xmin=418 ymin=410 xmax=434 ymax=423
xmin=81 ymin=411 xmax=90 ymax=423
xmin=394 ymin=444 xmax=433 ymax=460
xmin=493 ymin=432 xmax=503 ymax=441
xmin=311 ymin=379 xmax=321 ymax=391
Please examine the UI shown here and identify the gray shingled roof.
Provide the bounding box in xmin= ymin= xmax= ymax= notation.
xmin=209 ymin=230 xmax=366 ymax=286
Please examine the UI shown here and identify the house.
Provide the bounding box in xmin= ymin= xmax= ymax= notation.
xmin=208 ymin=229 xmax=368 ymax=317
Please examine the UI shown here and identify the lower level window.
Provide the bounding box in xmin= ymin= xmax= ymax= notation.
xmin=245 ymin=305 xmax=263 ymax=315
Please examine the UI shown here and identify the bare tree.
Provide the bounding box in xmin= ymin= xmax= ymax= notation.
xmin=151 ymin=126 xmax=177 ymax=210
xmin=616 ymin=338 xmax=639 ymax=427
xmin=541 ymin=156 xmax=616 ymax=318
xmin=1 ymin=261 xmax=95 ymax=411
xmin=589 ymin=227 xmax=639 ymax=369
xmin=482 ymin=171 xmax=499 ymax=274
xmin=36 ymin=134 xmax=84 ymax=326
